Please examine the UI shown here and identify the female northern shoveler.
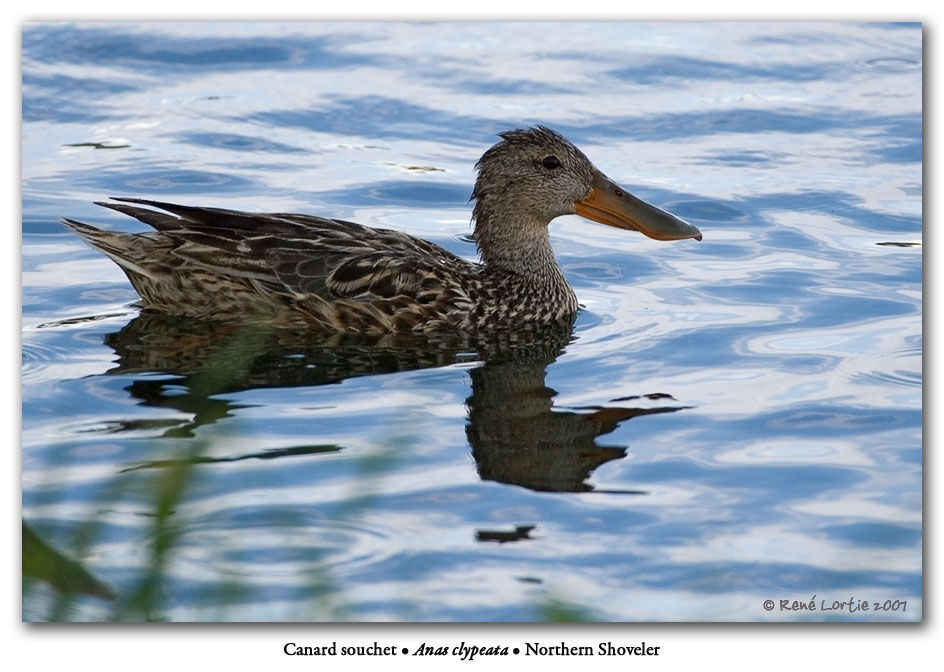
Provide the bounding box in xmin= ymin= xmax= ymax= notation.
xmin=63 ymin=126 xmax=701 ymax=333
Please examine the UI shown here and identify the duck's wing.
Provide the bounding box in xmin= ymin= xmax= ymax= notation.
xmin=93 ymin=198 xmax=475 ymax=304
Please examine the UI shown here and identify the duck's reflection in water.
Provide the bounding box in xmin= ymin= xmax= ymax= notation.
xmin=467 ymin=352 xmax=686 ymax=493
xmin=100 ymin=312 xmax=689 ymax=493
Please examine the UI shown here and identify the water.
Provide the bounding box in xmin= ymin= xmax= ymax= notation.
xmin=21 ymin=22 xmax=922 ymax=622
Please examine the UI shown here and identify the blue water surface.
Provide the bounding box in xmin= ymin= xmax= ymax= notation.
xmin=21 ymin=21 xmax=922 ymax=622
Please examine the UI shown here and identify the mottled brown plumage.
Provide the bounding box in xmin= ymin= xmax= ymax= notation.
xmin=63 ymin=126 xmax=701 ymax=333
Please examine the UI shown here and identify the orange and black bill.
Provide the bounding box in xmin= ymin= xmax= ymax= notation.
xmin=575 ymin=172 xmax=702 ymax=242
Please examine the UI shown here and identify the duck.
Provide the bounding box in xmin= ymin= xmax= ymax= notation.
xmin=63 ymin=126 xmax=702 ymax=333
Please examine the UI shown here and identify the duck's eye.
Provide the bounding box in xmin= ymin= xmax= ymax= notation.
xmin=542 ymin=155 xmax=561 ymax=170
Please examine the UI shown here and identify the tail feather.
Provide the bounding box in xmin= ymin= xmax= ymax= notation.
xmin=61 ymin=217 xmax=159 ymax=279
xmin=93 ymin=200 xmax=184 ymax=232
xmin=103 ymin=197 xmax=276 ymax=233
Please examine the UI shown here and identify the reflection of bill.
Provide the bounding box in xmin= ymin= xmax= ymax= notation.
xmin=467 ymin=350 xmax=689 ymax=493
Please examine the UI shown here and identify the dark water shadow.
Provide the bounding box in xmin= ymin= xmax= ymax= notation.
xmin=95 ymin=311 xmax=690 ymax=493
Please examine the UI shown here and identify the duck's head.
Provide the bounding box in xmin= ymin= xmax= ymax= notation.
xmin=471 ymin=127 xmax=701 ymax=266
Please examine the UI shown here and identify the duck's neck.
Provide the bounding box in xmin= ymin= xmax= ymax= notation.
xmin=472 ymin=204 xmax=578 ymax=315
xmin=473 ymin=204 xmax=559 ymax=275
